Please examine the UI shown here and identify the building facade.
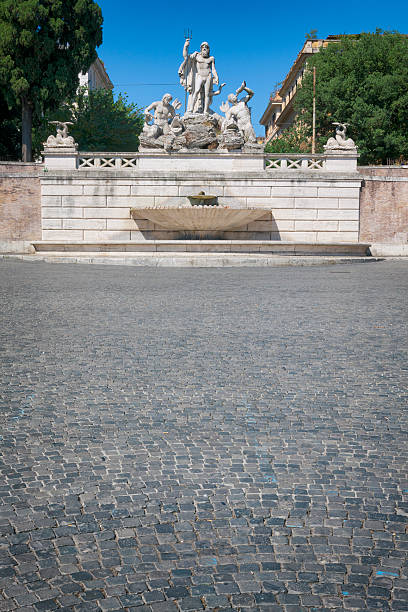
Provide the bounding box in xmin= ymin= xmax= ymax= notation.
xmin=79 ymin=57 xmax=113 ymax=91
xmin=260 ymin=36 xmax=340 ymax=142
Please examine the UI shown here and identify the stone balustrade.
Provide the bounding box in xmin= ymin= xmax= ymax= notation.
xmin=40 ymin=150 xmax=359 ymax=173
xmin=265 ymin=154 xmax=326 ymax=170
xmin=78 ymin=153 xmax=139 ymax=170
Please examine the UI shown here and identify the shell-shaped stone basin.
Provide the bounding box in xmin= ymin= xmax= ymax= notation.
xmin=130 ymin=207 xmax=268 ymax=231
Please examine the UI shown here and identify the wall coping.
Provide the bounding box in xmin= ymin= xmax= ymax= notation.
xmin=39 ymin=169 xmax=363 ymax=182
xmin=360 ymin=175 xmax=408 ymax=183
xmin=359 ymin=165 xmax=408 ymax=169
xmin=0 ymin=161 xmax=43 ymax=166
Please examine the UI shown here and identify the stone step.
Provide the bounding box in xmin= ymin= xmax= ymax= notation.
xmin=2 ymin=252 xmax=380 ymax=268
xmin=31 ymin=240 xmax=371 ymax=256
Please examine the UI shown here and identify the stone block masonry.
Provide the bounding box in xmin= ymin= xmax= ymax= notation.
xmin=0 ymin=162 xmax=41 ymax=252
xmin=40 ymin=170 xmax=362 ymax=243
xmin=3 ymin=159 xmax=407 ymax=250
xmin=359 ymin=167 xmax=408 ymax=244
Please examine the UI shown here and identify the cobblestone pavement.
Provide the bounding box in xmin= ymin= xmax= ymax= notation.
xmin=0 ymin=259 xmax=407 ymax=612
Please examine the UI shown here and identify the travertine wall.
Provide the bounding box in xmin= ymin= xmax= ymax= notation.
xmin=0 ymin=163 xmax=41 ymax=250
xmin=359 ymin=167 xmax=408 ymax=244
xmin=40 ymin=171 xmax=361 ymax=243
xmin=3 ymin=163 xmax=407 ymax=248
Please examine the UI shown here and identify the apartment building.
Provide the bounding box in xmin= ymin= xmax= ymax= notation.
xmin=260 ymin=36 xmax=340 ymax=142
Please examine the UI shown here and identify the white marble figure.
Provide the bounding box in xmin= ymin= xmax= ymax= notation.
xmin=193 ymin=82 xmax=226 ymax=116
xmin=45 ymin=121 xmax=76 ymax=147
xmin=142 ymin=94 xmax=182 ymax=138
xmin=220 ymin=82 xmax=257 ymax=143
xmin=325 ymin=122 xmax=356 ymax=150
xmin=178 ymin=39 xmax=219 ymax=114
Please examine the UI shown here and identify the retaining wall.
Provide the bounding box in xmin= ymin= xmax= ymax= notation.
xmin=0 ymin=162 xmax=41 ymax=251
xmin=1 ymin=160 xmax=407 ymax=251
xmin=40 ymin=169 xmax=361 ymax=243
xmin=359 ymin=167 xmax=408 ymax=244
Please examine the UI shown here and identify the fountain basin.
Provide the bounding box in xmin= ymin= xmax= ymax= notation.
xmin=187 ymin=191 xmax=218 ymax=207
xmin=130 ymin=206 xmax=268 ymax=231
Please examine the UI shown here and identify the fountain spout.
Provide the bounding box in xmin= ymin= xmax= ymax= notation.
xmin=187 ymin=191 xmax=218 ymax=207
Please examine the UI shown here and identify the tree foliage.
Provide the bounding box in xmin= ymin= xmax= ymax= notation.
xmin=0 ymin=89 xmax=20 ymax=159
xmin=34 ymin=87 xmax=144 ymax=154
xmin=0 ymin=0 xmax=103 ymax=160
xmin=305 ymin=29 xmax=318 ymax=40
xmin=294 ymin=31 xmax=408 ymax=164
xmin=264 ymin=122 xmax=309 ymax=154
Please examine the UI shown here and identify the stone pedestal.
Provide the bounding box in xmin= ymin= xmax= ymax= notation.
xmin=42 ymin=146 xmax=78 ymax=170
xmin=324 ymin=149 xmax=359 ymax=172
xmin=136 ymin=151 xmax=265 ymax=172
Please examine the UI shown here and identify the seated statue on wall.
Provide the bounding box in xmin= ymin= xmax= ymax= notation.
xmin=139 ymin=94 xmax=183 ymax=150
xmin=45 ymin=121 xmax=76 ymax=147
xmin=142 ymin=94 xmax=182 ymax=138
xmin=219 ymin=82 xmax=261 ymax=151
xmin=324 ymin=122 xmax=356 ymax=150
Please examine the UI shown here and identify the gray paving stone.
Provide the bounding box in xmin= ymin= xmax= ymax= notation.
xmin=0 ymin=259 xmax=407 ymax=610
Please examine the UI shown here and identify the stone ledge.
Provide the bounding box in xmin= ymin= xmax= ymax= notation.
xmin=360 ymin=175 xmax=408 ymax=183
xmin=369 ymin=243 xmax=408 ymax=257
xmin=2 ymin=252 xmax=381 ymax=268
xmin=31 ymin=240 xmax=371 ymax=256
xmin=41 ymin=169 xmax=363 ymax=181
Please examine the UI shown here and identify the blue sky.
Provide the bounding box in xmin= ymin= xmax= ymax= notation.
xmin=96 ymin=0 xmax=408 ymax=135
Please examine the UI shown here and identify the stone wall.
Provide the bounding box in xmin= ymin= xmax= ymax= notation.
xmin=0 ymin=162 xmax=41 ymax=251
xmin=359 ymin=167 xmax=408 ymax=244
xmin=40 ymin=169 xmax=361 ymax=243
xmin=2 ymin=161 xmax=408 ymax=250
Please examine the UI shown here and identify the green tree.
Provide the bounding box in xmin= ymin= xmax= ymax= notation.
xmin=0 ymin=0 xmax=103 ymax=161
xmin=294 ymin=31 xmax=408 ymax=164
xmin=33 ymin=87 xmax=144 ymax=154
xmin=264 ymin=121 xmax=309 ymax=154
xmin=305 ymin=29 xmax=318 ymax=40
xmin=0 ymin=89 xmax=20 ymax=159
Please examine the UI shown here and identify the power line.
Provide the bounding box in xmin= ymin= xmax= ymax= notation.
xmin=114 ymin=83 xmax=179 ymax=86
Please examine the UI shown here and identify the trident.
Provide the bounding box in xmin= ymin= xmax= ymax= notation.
xmin=183 ymin=29 xmax=192 ymax=112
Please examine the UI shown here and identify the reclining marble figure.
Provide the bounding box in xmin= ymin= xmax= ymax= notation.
xmin=141 ymin=94 xmax=182 ymax=139
xmin=220 ymin=81 xmax=257 ymax=144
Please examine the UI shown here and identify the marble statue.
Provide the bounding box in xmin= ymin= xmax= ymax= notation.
xmin=140 ymin=40 xmax=260 ymax=152
xmin=45 ymin=121 xmax=76 ymax=147
xmin=142 ymin=93 xmax=182 ymax=138
xmin=193 ymin=82 xmax=226 ymax=116
xmin=324 ymin=122 xmax=356 ymax=150
xmin=220 ymin=81 xmax=257 ymax=144
xmin=178 ymin=39 xmax=219 ymax=114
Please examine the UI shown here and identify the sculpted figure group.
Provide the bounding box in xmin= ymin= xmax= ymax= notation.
xmin=45 ymin=121 xmax=76 ymax=147
xmin=324 ymin=122 xmax=356 ymax=150
xmin=139 ymin=37 xmax=261 ymax=152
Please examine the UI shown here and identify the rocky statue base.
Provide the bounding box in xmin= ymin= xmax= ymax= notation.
xmin=139 ymin=111 xmax=262 ymax=153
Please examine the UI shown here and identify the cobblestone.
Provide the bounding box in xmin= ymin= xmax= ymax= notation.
xmin=0 ymin=259 xmax=407 ymax=610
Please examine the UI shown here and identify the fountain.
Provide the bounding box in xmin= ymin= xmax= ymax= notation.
xmin=188 ymin=191 xmax=218 ymax=207
xmin=130 ymin=192 xmax=268 ymax=238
